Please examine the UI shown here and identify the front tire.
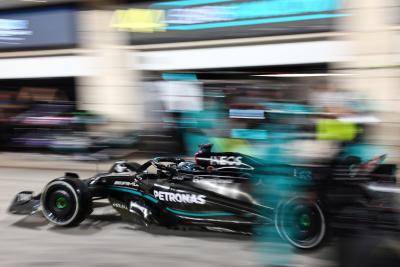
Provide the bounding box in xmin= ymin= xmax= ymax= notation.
xmin=275 ymin=196 xmax=326 ymax=250
xmin=41 ymin=178 xmax=91 ymax=226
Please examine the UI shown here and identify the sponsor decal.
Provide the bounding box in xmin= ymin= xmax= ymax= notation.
xmin=293 ymin=168 xmax=312 ymax=181
xmin=114 ymin=181 xmax=139 ymax=187
xmin=210 ymin=156 xmax=242 ymax=166
xmin=193 ymin=177 xmax=233 ymax=184
xmin=112 ymin=202 xmax=128 ymax=210
xmin=153 ymin=190 xmax=206 ymax=204
xmin=171 ymin=175 xmax=185 ymax=181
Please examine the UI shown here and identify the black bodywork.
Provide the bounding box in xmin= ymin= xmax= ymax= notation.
xmin=72 ymin=154 xmax=272 ymax=231
xmin=8 ymin=144 xmax=400 ymax=250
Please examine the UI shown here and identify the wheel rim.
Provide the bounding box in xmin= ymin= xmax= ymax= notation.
xmin=276 ymin=198 xmax=326 ymax=249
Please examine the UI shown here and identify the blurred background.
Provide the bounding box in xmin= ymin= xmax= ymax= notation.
xmin=0 ymin=0 xmax=398 ymax=162
xmin=1 ymin=0 xmax=400 ymax=266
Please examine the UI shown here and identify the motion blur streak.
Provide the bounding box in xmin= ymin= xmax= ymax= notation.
xmin=1 ymin=0 xmax=400 ymax=267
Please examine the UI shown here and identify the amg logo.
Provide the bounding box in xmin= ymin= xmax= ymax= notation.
xmin=114 ymin=181 xmax=138 ymax=187
xmin=153 ymin=190 xmax=206 ymax=205
xmin=210 ymin=156 xmax=242 ymax=166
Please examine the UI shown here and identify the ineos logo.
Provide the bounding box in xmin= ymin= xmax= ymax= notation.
xmin=210 ymin=156 xmax=242 ymax=166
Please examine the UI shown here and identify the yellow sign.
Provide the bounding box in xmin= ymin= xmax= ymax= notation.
xmin=110 ymin=9 xmax=166 ymax=33
xmin=316 ymin=119 xmax=358 ymax=141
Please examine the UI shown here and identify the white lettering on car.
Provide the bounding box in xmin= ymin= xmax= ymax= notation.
xmin=210 ymin=156 xmax=243 ymax=166
xmin=112 ymin=202 xmax=128 ymax=210
xmin=153 ymin=190 xmax=206 ymax=204
xmin=114 ymin=181 xmax=139 ymax=187
xmin=193 ymin=177 xmax=233 ymax=184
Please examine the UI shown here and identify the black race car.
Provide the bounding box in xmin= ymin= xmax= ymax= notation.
xmin=8 ymin=144 xmax=399 ymax=250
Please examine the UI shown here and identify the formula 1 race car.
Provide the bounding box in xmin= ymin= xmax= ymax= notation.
xmin=8 ymin=144 xmax=399 ymax=250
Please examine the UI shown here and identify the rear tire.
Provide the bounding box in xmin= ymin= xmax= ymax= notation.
xmin=275 ymin=196 xmax=326 ymax=250
xmin=41 ymin=178 xmax=91 ymax=227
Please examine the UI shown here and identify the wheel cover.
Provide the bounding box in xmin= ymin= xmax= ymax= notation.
xmin=55 ymin=196 xmax=68 ymax=209
xmin=299 ymin=213 xmax=311 ymax=228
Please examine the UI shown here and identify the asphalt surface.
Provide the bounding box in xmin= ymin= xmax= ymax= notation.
xmin=0 ymin=167 xmax=336 ymax=267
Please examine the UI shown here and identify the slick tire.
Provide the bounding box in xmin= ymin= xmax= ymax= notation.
xmin=275 ymin=196 xmax=326 ymax=250
xmin=41 ymin=177 xmax=92 ymax=227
